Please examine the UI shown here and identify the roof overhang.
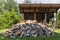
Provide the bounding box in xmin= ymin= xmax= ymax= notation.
xmin=19 ymin=4 xmax=60 ymax=13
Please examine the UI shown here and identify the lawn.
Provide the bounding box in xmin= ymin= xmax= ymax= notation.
xmin=0 ymin=28 xmax=60 ymax=40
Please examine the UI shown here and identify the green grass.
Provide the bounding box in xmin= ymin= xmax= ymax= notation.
xmin=0 ymin=29 xmax=60 ymax=40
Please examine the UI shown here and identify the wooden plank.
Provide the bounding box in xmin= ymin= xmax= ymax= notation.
xmin=19 ymin=4 xmax=60 ymax=9
xmin=20 ymin=8 xmax=56 ymax=13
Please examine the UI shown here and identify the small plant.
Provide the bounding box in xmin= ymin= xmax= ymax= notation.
xmin=46 ymin=21 xmax=52 ymax=27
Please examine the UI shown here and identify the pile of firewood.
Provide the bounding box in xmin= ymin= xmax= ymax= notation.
xmin=4 ymin=20 xmax=54 ymax=38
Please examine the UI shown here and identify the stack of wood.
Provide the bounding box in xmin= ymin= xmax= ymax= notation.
xmin=4 ymin=20 xmax=54 ymax=38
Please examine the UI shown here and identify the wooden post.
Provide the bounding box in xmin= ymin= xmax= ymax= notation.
xmin=44 ymin=13 xmax=47 ymax=24
xmin=56 ymin=13 xmax=58 ymax=28
xmin=34 ymin=13 xmax=36 ymax=20
xmin=34 ymin=8 xmax=36 ymax=20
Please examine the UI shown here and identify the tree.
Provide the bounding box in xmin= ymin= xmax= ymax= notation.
xmin=0 ymin=0 xmax=4 ymax=13
xmin=0 ymin=0 xmax=22 ymax=29
xmin=24 ymin=0 xmax=31 ymax=4
xmin=5 ymin=0 xmax=18 ymax=12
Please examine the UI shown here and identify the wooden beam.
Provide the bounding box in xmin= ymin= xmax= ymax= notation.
xmin=20 ymin=7 xmax=56 ymax=13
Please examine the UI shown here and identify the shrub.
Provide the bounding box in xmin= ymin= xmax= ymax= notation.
xmin=0 ymin=10 xmax=22 ymax=29
xmin=58 ymin=11 xmax=60 ymax=28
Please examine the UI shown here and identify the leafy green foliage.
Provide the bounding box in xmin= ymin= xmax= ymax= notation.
xmin=0 ymin=10 xmax=22 ymax=29
xmin=0 ymin=0 xmax=4 ymax=13
xmin=5 ymin=0 xmax=18 ymax=12
xmin=58 ymin=11 xmax=60 ymax=28
xmin=0 ymin=0 xmax=22 ymax=29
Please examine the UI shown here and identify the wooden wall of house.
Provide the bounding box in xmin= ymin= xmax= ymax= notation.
xmin=24 ymin=12 xmax=54 ymax=22
xmin=47 ymin=12 xmax=54 ymax=22
xmin=36 ymin=12 xmax=45 ymax=22
xmin=24 ymin=12 xmax=34 ymax=20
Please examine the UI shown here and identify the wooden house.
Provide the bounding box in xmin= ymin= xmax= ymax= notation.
xmin=19 ymin=4 xmax=60 ymax=28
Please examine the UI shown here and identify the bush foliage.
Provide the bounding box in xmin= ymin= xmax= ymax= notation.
xmin=0 ymin=0 xmax=22 ymax=29
xmin=0 ymin=10 xmax=22 ymax=29
xmin=58 ymin=11 xmax=60 ymax=28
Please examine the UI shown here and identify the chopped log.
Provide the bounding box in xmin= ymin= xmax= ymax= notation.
xmin=4 ymin=20 xmax=54 ymax=38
